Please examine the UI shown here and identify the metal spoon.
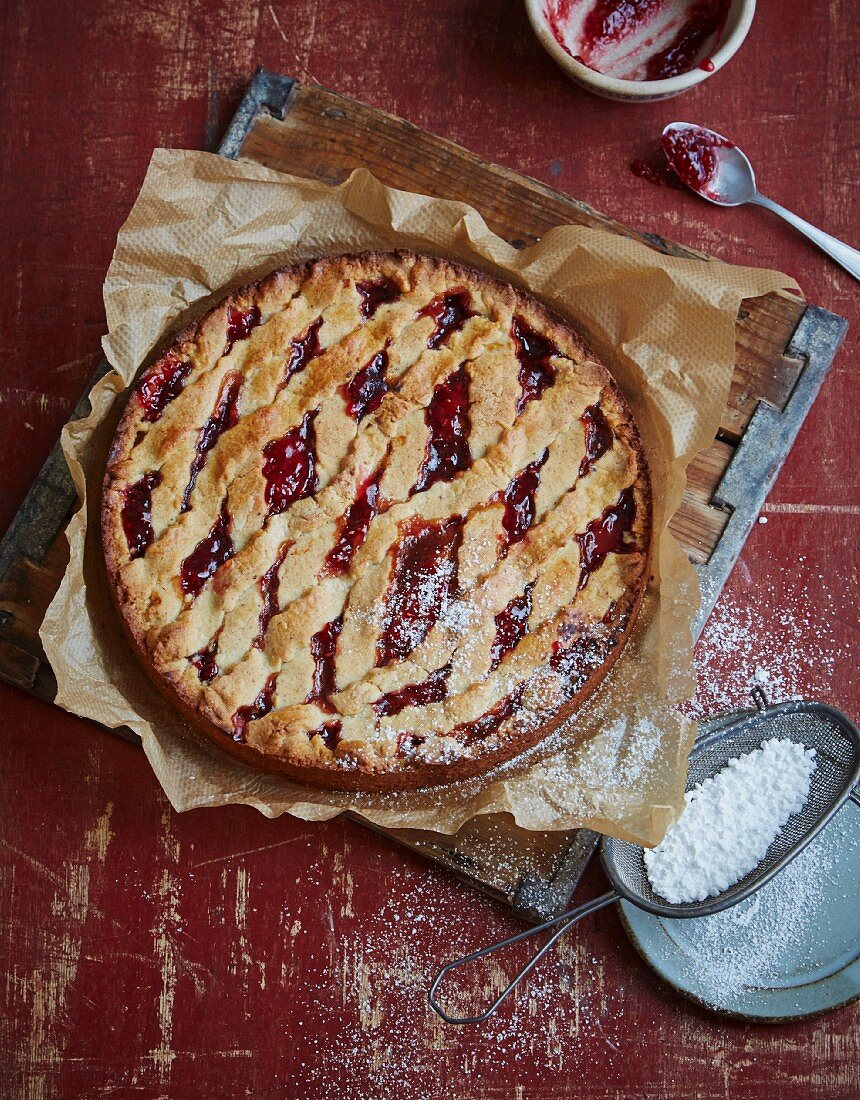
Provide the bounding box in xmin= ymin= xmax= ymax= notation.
xmin=662 ymin=122 xmax=860 ymax=282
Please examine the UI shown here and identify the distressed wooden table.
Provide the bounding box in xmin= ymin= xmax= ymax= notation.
xmin=1 ymin=2 xmax=857 ymax=1097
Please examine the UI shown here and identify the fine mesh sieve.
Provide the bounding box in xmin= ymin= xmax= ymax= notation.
xmin=428 ymin=695 xmax=860 ymax=1024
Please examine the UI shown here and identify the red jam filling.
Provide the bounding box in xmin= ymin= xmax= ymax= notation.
xmin=489 ymin=583 xmax=534 ymax=672
xmin=373 ymin=663 xmax=451 ymax=719
xmin=224 ymin=305 xmax=261 ymax=357
xmin=661 ymin=125 xmax=734 ymax=194
xmin=310 ymin=720 xmax=343 ymax=752
xmin=579 ymin=404 xmax=613 ymax=477
xmin=121 ymin=470 xmax=161 ymax=560
xmin=137 ymin=353 xmax=192 ymax=422
xmin=181 ymin=372 xmax=243 ymax=512
xmin=254 ymin=540 xmax=292 ymax=649
xmin=411 ymin=363 xmax=472 ymax=495
xmin=547 ymin=0 xmax=728 ymax=81
xmin=415 ymin=288 xmax=476 ymax=350
xmin=577 ymin=486 xmax=636 ymax=590
xmin=190 ymin=639 xmax=219 ymax=684
xmin=497 ymin=449 xmax=548 ymax=557
xmin=511 ymin=318 xmax=560 ymax=414
xmin=342 ymin=347 xmax=390 ymax=421
xmin=180 ymin=501 xmax=234 ymax=597
xmin=282 ymin=317 xmax=323 ymax=391
xmin=323 ymin=471 xmax=382 ymax=577
xmin=630 ymin=154 xmax=685 ymax=190
xmin=262 ymin=410 xmax=319 ymax=519
xmin=550 ymin=631 xmax=607 ymax=692
xmin=376 ymin=515 xmax=463 ymax=667
xmin=645 ymin=1 xmax=729 ymax=80
xmin=305 ymin=616 xmax=344 ymax=712
xmin=397 ymin=732 xmax=426 ymax=755
xmin=231 ymin=673 xmax=278 ymax=742
xmin=357 ymin=278 xmax=401 ymax=319
xmin=451 ymin=684 xmax=525 ymax=746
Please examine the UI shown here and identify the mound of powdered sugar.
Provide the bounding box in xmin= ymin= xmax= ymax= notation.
xmin=644 ymin=738 xmax=816 ymax=904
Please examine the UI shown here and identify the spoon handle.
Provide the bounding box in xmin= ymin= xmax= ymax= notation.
xmin=752 ymin=193 xmax=860 ymax=282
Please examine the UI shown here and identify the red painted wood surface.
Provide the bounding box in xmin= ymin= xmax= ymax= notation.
xmin=1 ymin=2 xmax=857 ymax=1096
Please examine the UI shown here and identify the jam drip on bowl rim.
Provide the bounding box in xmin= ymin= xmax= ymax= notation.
xmin=357 ymin=278 xmax=401 ymax=319
xmin=323 ymin=471 xmax=383 ymax=577
xmin=579 ymin=403 xmax=613 ymax=477
xmin=489 ymin=583 xmax=534 ymax=671
xmin=190 ymin=639 xmax=220 ymax=684
xmin=411 ymin=363 xmax=472 ymax=495
xmin=231 ymin=673 xmax=278 ymax=742
xmin=342 ymin=347 xmax=390 ymax=421
xmin=373 ymin=663 xmax=451 ymax=719
xmin=511 ymin=318 xmax=560 ymax=414
xmin=305 ymin=616 xmax=344 ymax=712
xmin=254 ymin=540 xmax=292 ymax=649
xmin=577 ymin=486 xmax=636 ymax=590
xmin=137 ymin=353 xmax=192 ymax=423
xmin=121 ymin=470 xmax=162 ymax=560
xmin=376 ymin=515 xmax=463 ymax=667
xmin=496 ymin=449 xmax=548 ymax=557
xmin=415 ymin=288 xmax=476 ymax=350
xmin=643 ymin=0 xmax=730 ymax=80
xmin=281 ymin=317 xmax=323 ymax=391
xmin=224 ymin=305 xmax=261 ymax=357
xmin=262 ymin=410 xmax=319 ymax=519
xmin=181 ymin=372 xmax=243 ymax=512
xmin=180 ymin=501 xmax=235 ymax=597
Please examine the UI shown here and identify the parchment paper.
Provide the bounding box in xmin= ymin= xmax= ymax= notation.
xmin=41 ymin=149 xmax=795 ymax=844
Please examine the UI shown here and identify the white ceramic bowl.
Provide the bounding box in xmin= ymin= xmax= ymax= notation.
xmin=524 ymin=0 xmax=756 ymax=102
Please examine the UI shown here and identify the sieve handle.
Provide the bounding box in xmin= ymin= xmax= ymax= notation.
xmin=850 ymin=787 xmax=860 ymax=808
xmin=428 ymin=890 xmax=618 ymax=1024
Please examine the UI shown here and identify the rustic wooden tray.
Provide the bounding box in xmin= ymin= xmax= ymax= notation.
xmin=0 ymin=69 xmax=846 ymax=924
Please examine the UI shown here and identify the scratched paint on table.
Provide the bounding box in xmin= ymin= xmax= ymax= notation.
xmin=1 ymin=0 xmax=859 ymax=1096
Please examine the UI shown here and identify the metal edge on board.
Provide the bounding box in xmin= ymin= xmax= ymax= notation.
xmin=694 ymin=305 xmax=848 ymax=634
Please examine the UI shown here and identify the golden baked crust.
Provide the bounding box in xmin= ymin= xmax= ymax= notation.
xmin=102 ymin=250 xmax=652 ymax=791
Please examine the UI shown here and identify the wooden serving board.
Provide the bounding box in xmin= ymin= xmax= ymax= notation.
xmin=0 ymin=69 xmax=847 ymax=924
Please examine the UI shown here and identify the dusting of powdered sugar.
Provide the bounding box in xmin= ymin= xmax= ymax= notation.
xmin=688 ymin=583 xmax=846 ymax=720
xmin=645 ymin=739 xmax=816 ymax=904
xmin=662 ymin=803 xmax=859 ymax=1004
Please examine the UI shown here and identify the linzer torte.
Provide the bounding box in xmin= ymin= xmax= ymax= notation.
xmin=102 ymin=250 xmax=652 ymax=790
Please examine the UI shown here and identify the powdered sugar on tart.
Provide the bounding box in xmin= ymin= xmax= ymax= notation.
xmin=102 ymin=251 xmax=651 ymax=790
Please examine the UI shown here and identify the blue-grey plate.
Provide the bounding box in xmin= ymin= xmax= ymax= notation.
xmin=620 ymin=799 xmax=860 ymax=1021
